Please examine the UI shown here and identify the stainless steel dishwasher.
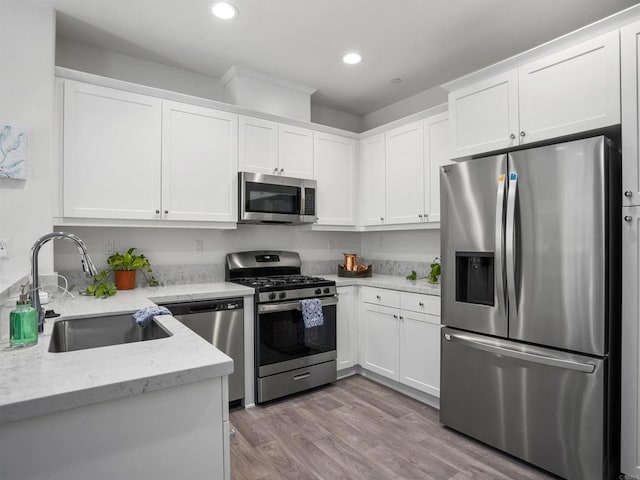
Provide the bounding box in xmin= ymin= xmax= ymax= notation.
xmin=161 ymin=298 xmax=244 ymax=404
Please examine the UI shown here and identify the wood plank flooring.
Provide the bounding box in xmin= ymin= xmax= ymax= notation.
xmin=229 ymin=375 xmax=557 ymax=480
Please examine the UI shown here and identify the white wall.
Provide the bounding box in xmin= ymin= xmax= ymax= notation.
xmin=56 ymin=39 xmax=226 ymax=101
xmin=361 ymin=230 xmax=440 ymax=263
xmin=310 ymin=104 xmax=363 ymax=133
xmin=0 ymin=0 xmax=55 ymax=293
xmin=361 ymin=86 xmax=448 ymax=132
xmin=53 ymin=226 xmax=361 ymax=272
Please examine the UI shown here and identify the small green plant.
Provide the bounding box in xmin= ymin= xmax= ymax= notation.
xmin=428 ymin=257 xmax=441 ymax=284
xmin=406 ymin=270 xmax=418 ymax=281
xmin=81 ymin=270 xmax=117 ymax=298
xmin=107 ymin=248 xmax=160 ymax=286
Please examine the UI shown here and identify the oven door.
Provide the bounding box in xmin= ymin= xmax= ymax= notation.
xmin=256 ymin=296 xmax=337 ymax=377
xmin=239 ymin=172 xmax=304 ymax=223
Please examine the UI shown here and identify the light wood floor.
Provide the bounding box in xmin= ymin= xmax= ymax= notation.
xmin=229 ymin=375 xmax=556 ymax=480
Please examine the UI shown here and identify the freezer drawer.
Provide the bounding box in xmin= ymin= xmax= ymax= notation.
xmin=440 ymin=327 xmax=607 ymax=480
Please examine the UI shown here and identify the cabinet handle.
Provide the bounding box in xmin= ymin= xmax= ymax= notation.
xmin=625 ymin=216 xmax=633 ymax=222
xmin=273 ymin=168 xmax=278 ymax=174
xmin=509 ymin=133 xmax=516 ymax=140
xmin=519 ymin=131 xmax=526 ymax=137
xmin=376 ymin=295 xmax=381 ymax=300
xmin=380 ymin=217 xmax=384 ymax=221
xmin=423 ymin=213 xmax=428 ymax=220
xmin=155 ymin=210 xmax=160 ymax=214
xmin=280 ymin=168 xmax=284 ymax=174
xmin=625 ymin=191 xmax=633 ymax=198
xmin=418 ymin=214 xmax=423 ymax=219
xmin=419 ymin=302 xmax=424 ymax=307
xmin=399 ymin=316 xmax=404 ymax=320
xmin=164 ymin=210 xmax=169 ymax=214
xmin=393 ymin=314 xmax=398 ymax=319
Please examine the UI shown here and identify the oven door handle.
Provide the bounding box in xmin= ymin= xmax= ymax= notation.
xmin=258 ymin=296 xmax=339 ymax=314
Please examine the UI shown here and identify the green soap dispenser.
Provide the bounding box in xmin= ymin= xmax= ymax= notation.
xmin=10 ymin=285 xmax=38 ymax=347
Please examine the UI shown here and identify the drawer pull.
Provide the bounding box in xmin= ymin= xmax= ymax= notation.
xmin=419 ymin=302 xmax=424 ymax=307
xmin=294 ymin=372 xmax=311 ymax=381
xmin=376 ymin=295 xmax=381 ymax=300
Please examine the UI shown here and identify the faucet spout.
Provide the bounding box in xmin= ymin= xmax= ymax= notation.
xmin=30 ymin=232 xmax=97 ymax=333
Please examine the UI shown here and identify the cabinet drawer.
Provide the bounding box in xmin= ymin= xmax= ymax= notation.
xmin=401 ymin=291 xmax=440 ymax=317
xmin=361 ymin=287 xmax=401 ymax=308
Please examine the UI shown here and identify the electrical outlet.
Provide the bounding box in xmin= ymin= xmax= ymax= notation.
xmin=0 ymin=239 xmax=8 ymax=259
xmin=195 ymin=239 xmax=204 ymax=253
xmin=105 ymin=239 xmax=115 ymax=255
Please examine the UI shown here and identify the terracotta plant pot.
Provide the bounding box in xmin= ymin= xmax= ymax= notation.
xmin=114 ymin=270 xmax=136 ymax=290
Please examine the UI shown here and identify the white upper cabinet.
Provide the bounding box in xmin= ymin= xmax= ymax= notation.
xmin=424 ymin=112 xmax=449 ymax=223
xmin=518 ymin=31 xmax=620 ymax=144
xmin=385 ymin=120 xmax=425 ymax=225
xmin=62 ymin=80 xmax=238 ymax=224
xmin=448 ymin=31 xmax=620 ymax=159
xmin=238 ymin=116 xmax=278 ymax=175
xmin=360 ymin=134 xmax=386 ymax=226
xmin=448 ymin=71 xmax=519 ymax=159
xmin=313 ymin=132 xmax=356 ymax=226
xmin=622 ymin=19 xmax=640 ymax=207
xmin=278 ymin=124 xmax=314 ymax=179
xmin=63 ymin=81 xmax=162 ymax=220
xmin=239 ymin=118 xmax=313 ymax=179
xmin=162 ymin=102 xmax=237 ymax=222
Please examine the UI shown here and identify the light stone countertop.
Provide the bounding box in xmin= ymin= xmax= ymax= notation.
xmin=324 ymin=274 xmax=441 ymax=296
xmin=0 ymin=282 xmax=254 ymax=425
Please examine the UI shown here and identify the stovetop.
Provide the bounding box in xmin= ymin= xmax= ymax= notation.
xmin=231 ymin=274 xmax=334 ymax=291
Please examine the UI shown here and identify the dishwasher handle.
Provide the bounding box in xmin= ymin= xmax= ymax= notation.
xmin=161 ymin=298 xmax=244 ymax=315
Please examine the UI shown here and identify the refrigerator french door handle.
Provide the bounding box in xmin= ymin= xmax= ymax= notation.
xmin=443 ymin=332 xmax=596 ymax=373
xmin=505 ymin=172 xmax=518 ymax=321
xmin=495 ymin=174 xmax=507 ymax=316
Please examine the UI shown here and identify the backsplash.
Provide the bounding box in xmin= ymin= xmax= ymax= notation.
xmin=59 ymin=258 xmax=432 ymax=290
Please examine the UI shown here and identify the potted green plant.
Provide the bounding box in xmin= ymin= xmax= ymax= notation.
xmin=107 ymin=248 xmax=160 ymax=290
xmin=427 ymin=257 xmax=441 ymax=284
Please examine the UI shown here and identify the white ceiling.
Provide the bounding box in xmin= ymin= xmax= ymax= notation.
xmin=37 ymin=0 xmax=638 ymax=116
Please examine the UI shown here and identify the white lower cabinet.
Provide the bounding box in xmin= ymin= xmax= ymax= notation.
xmin=336 ymin=286 xmax=357 ymax=371
xmin=360 ymin=286 xmax=441 ymax=397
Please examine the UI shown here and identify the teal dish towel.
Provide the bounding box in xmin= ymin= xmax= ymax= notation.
xmin=300 ymin=298 xmax=324 ymax=328
xmin=132 ymin=306 xmax=171 ymax=327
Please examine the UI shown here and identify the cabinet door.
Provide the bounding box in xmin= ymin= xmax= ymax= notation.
xmin=278 ymin=124 xmax=313 ymax=179
xmin=448 ymin=70 xmax=519 ymax=159
xmin=424 ymin=112 xmax=449 ymax=223
xmin=238 ymin=116 xmax=278 ymax=176
xmin=63 ymin=81 xmax=162 ymax=219
xmin=361 ymin=303 xmax=399 ymax=380
xmin=162 ymin=102 xmax=238 ymax=222
xmin=360 ymin=134 xmax=386 ymax=226
xmin=336 ymin=286 xmax=356 ymax=371
xmin=313 ymin=132 xmax=356 ymax=225
xmin=622 ymin=20 xmax=640 ymax=207
xmin=399 ymin=311 xmax=441 ymax=397
xmin=519 ymin=31 xmax=620 ymax=145
xmin=621 ymin=207 xmax=640 ymax=476
xmin=385 ymin=121 xmax=425 ymax=225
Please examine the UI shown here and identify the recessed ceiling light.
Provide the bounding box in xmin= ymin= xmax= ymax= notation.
xmin=212 ymin=2 xmax=237 ymax=19
xmin=390 ymin=77 xmax=402 ymax=84
xmin=342 ymin=53 xmax=362 ymax=65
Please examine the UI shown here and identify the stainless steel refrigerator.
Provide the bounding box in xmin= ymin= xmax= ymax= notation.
xmin=439 ymin=136 xmax=621 ymax=480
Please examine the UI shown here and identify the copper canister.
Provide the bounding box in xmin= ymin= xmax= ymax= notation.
xmin=343 ymin=253 xmax=357 ymax=271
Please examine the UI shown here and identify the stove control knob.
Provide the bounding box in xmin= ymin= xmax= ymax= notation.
xmin=269 ymin=293 xmax=276 ymax=300
xmin=323 ymin=287 xmax=330 ymax=294
xmin=315 ymin=288 xmax=322 ymax=295
xmin=279 ymin=292 xmax=286 ymax=299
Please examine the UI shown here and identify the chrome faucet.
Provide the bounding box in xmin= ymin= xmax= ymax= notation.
xmin=30 ymin=232 xmax=98 ymax=332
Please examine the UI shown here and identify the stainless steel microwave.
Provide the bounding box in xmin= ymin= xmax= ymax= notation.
xmin=238 ymin=172 xmax=317 ymax=224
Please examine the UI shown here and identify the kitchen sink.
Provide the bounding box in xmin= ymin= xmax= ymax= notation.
xmin=48 ymin=314 xmax=171 ymax=353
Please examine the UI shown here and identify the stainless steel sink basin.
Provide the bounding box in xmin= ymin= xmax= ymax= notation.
xmin=48 ymin=314 xmax=171 ymax=353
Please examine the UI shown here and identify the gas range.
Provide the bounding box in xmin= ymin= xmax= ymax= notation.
xmin=225 ymin=251 xmax=336 ymax=303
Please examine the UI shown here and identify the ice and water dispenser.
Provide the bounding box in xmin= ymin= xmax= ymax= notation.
xmin=455 ymin=252 xmax=494 ymax=306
